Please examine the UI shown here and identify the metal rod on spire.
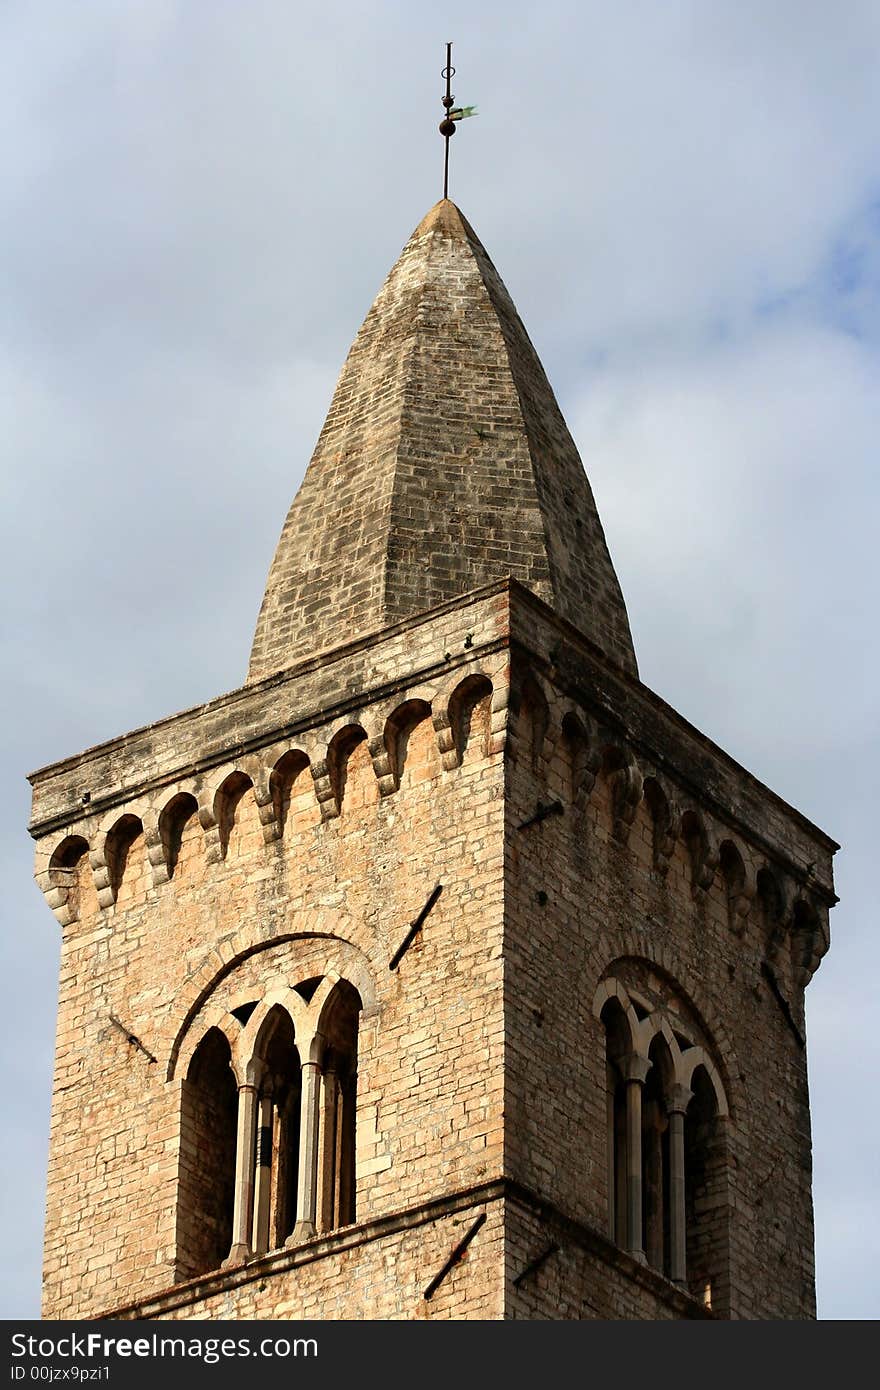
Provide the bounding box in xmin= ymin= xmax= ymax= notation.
xmin=440 ymin=43 xmax=455 ymax=199
xmin=438 ymin=43 xmax=477 ymax=200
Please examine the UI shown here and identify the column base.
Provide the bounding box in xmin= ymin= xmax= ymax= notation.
xmin=287 ymin=1220 xmax=317 ymax=1245
xmin=222 ymin=1243 xmax=254 ymax=1268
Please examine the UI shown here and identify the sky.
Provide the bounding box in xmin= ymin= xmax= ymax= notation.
xmin=2 ymin=0 xmax=878 ymax=1320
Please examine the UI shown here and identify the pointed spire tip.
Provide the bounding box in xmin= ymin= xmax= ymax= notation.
xmin=413 ymin=198 xmax=470 ymax=240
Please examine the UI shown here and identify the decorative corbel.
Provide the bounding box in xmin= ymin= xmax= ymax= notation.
xmin=368 ymin=734 xmax=397 ymax=798
xmin=653 ymin=801 xmax=678 ymax=878
xmin=488 ymin=677 xmax=509 ymax=757
xmin=198 ymin=801 xmax=223 ymax=865
xmin=728 ymin=859 xmax=757 ymax=936
xmin=249 ymin=768 xmax=278 ymax=846
xmin=90 ymin=842 xmax=115 ymax=911
xmin=143 ymin=813 xmax=168 ymax=888
xmin=36 ymin=866 xmax=73 ymax=928
xmin=432 ymin=708 xmax=459 ymax=772
xmin=610 ymin=761 xmax=643 ymax=844
xmin=310 ymin=757 xmax=339 ymax=822
xmin=690 ymin=825 xmax=720 ymax=895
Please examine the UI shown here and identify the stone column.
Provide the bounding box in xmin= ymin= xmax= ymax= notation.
xmin=619 ymin=1053 xmax=651 ymax=1261
xmin=290 ymin=1056 xmax=322 ymax=1242
xmin=606 ymin=1062 xmax=617 ymax=1241
xmin=336 ymin=1070 xmax=357 ymax=1227
xmin=268 ymin=1093 xmax=287 ymax=1250
xmin=251 ymin=1089 xmax=274 ymax=1256
xmin=668 ymin=1084 xmax=693 ymax=1286
xmin=644 ymin=1099 xmax=666 ymax=1272
xmin=613 ymin=1083 xmax=627 ymax=1246
xmin=317 ymin=1064 xmax=338 ymax=1233
xmin=224 ymin=1061 xmax=263 ymax=1266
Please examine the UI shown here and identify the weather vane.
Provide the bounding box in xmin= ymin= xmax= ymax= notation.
xmin=439 ymin=42 xmax=477 ymax=200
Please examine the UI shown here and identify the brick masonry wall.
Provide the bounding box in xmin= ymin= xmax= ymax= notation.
xmin=502 ymin=595 xmax=835 ymax=1319
xmin=112 ymin=1188 xmax=704 ymax=1322
xmin=35 ymin=618 xmax=508 ymax=1317
xmin=504 ymin=1194 xmax=709 ymax=1319
xmin=113 ymin=1194 xmax=505 ymax=1321
xmin=30 ymin=584 xmax=835 ymax=1320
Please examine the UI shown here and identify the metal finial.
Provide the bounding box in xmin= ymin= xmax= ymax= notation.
xmin=439 ymin=42 xmax=477 ymax=200
xmin=440 ymin=43 xmax=455 ymax=199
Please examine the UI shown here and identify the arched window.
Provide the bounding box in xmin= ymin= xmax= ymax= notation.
xmin=601 ymin=996 xmax=633 ymax=1249
xmin=597 ymin=973 xmax=729 ymax=1308
xmin=684 ymin=1065 xmax=728 ymax=1309
xmin=177 ymin=1029 xmax=238 ymax=1281
xmin=643 ymin=1034 xmax=674 ymax=1276
xmin=317 ymin=980 xmax=360 ymax=1232
xmin=250 ymin=1005 xmax=302 ymax=1256
xmin=176 ymin=974 xmax=362 ymax=1279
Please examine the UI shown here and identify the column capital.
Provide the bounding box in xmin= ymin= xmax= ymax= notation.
xmin=667 ymin=1084 xmax=693 ymax=1116
xmin=242 ymin=1056 xmax=266 ymax=1089
xmin=619 ymin=1052 xmax=651 ymax=1086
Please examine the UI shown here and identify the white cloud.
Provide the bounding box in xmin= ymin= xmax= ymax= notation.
xmin=570 ymin=321 xmax=879 ymax=778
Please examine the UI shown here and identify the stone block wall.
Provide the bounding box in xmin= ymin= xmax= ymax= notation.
xmin=29 ymin=581 xmax=836 ymax=1320
xmin=112 ymin=1191 xmax=506 ymax=1321
xmin=501 ymin=592 xmax=835 ymax=1318
xmin=31 ymin=590 xmax=510 ymax=1319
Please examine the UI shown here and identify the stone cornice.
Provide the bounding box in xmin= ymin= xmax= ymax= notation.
xmin=28 ymin=578 xmax=837 ymax=914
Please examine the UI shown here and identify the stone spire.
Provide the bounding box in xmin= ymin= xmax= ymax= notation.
xmin=248 ymin=199 xmax=638 ymax=682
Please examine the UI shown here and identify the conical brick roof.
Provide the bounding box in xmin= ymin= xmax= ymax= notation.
xmin=248 ymin=199 xmax=637 ymax=681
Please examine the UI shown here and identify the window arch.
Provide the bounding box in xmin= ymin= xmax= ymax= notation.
xmin=175 ymin=974 xmax=362 ymax=1279
xmin=595 ymin=971 xmax=729 ymax=1309
xmin=250 ymin=1004 xmax=302 ymax=1256
xmin=684 ymin=1063 xmax=729 ymax=1309
xmin=48 ymin=834 xmax=94 ymax=923
xmin=447 ymin=674 xmax=493 ymax=765
xmin=643 ymin=1032 xmax=674 ymax=1274
xmin=316 ymin=979 xmax=360 ymax=1232
xmin=177 ymin=1028 xmax=238 ymax=1280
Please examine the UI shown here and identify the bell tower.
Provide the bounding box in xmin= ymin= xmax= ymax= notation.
xmin=29 ymin=198 xmax=836 ymax=1320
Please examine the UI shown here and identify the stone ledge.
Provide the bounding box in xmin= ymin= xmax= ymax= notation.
xmin=503 ymin=1181 xmax=715 ymax=1320
xmin=96 ymin=1178 xmax=711 ymax=1321
xmin=100 ymin=1180 xmax=509 ymax=1319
